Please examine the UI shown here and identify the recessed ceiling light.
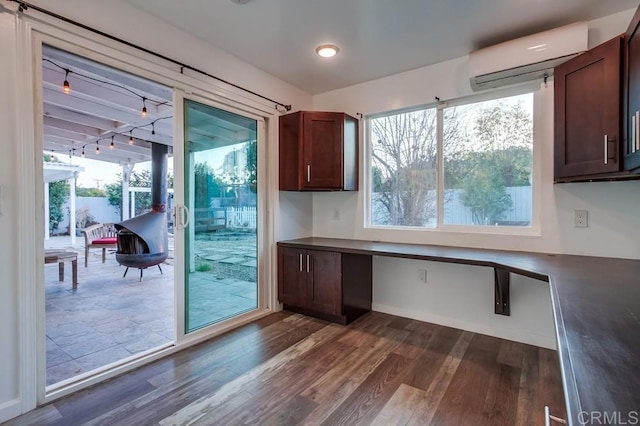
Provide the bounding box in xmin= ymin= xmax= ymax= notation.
xmin=316 ymin=44 xmax=339 ymax=58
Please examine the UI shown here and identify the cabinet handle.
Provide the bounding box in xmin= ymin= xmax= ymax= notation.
xmin=306 ymin=254 xmax=310 ymax=273
xmin=636 ymin=111 xmax=640 ymax=151
xmin=544 ymin=406 xmax=566 ymax=425
xmin=299 ymin=253 xmax=303 ymax=272
xmin=632 ymin=115 xmax=636 ymax=154
xmin=604 ymin=134 xmax=608 ymax=164
xmin=307 ymin=165 xmax=311 ymax=182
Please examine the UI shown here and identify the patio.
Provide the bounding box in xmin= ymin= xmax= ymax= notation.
xmin=44 ymin=233 xmax=257 ymax=386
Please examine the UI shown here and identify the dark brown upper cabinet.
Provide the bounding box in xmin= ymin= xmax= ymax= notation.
xmin=624 ymin=5 xmax=640 ymax=173
xmin=279 ymin=111 xmax=358 ymax=191
xmin=554 ymin=36 xmax=623 ymax=181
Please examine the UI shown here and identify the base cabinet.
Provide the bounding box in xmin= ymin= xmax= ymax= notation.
xmin=277 ymin=246 xmax=372 ymax=325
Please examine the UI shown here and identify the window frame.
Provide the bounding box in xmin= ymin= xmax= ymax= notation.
xmin=365 ymin=83 xmax=541 ymax=236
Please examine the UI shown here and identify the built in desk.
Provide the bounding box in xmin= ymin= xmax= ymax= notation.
xmin=277 ymin=237 xmax=640 ymax=426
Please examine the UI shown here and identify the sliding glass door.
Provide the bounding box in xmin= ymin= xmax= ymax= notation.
xmin=183 ymin=100 xmax=259 ymax=332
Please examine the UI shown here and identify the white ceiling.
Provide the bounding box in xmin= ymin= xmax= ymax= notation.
xmin=125 ymin=0 xmax=639 ymax=94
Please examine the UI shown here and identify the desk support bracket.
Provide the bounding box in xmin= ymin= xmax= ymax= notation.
xmin=494 ymin=267 xmax=510 ymax=316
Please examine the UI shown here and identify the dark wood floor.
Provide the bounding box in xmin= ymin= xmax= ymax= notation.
xmin=6 ymin=311 xmax=565 ymax=426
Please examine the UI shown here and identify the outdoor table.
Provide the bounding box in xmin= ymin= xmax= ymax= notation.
xmin=44 ymin=250 xmax=79 ymax=289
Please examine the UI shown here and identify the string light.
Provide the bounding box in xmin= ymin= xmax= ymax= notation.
xmin=141 ymin=97 xmax=147 ymax=118
xmin=62 ymin=116 xmax=171 ymax=159
xmin=63 ymin=69 xmax=71 ymax=94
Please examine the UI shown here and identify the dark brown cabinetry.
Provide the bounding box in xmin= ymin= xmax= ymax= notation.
xmin=624 ymin=6 xmax=640 ymax=172
xmin=277 ymin=246 xmax=372 ymax=324
xmin=279 ymin=111 xmax=358 ymax=191
xmin=554 ymin=36 xmax=623 ymax=181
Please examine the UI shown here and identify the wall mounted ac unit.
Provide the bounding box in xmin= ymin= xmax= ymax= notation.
xmin=468 ymin=22 xmax=588 ymax=91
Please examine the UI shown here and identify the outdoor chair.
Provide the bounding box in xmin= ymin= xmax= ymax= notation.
xmin=82 ymin=223 xmax=118 ymax=267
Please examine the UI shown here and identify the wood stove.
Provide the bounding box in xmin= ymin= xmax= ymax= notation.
xmin=115 ymin=143 xmax=169 ymax=281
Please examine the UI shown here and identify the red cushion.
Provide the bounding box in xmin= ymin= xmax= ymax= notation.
xmin=92 ymin=237 xmax=117 ymax=245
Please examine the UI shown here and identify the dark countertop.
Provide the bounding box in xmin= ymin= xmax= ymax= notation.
xmin=278 ymin=237 xmax=640 ymax=425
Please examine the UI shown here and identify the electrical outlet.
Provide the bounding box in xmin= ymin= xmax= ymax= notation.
xmin=418 ymin=269 xmax=427 ymax=283
xmin=574 ymin=210 xmax=588 ymax=228
xmin=332 ymin=207 xmax=340 ymax=220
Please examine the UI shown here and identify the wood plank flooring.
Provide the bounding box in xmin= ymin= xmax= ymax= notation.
xmin=5 ymin=311 xmax=566 ymax=426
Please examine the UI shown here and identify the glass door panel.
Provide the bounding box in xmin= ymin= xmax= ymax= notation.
xmin=184 ymin=100 xmax=258 ymax=333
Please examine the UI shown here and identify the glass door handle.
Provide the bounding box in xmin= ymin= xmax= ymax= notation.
xmin=174 ymin=204 xmax=190 ymax=230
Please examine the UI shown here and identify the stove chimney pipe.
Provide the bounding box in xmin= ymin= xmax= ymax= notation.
xmin=151 ymin=143 xmax=168 ymax=213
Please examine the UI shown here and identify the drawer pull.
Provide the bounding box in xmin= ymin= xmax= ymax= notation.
xmin=544 ymin=406 xmax=566 ymax=425
xmin=604 ymin=134 xmax=608 ymax=164
xmin=299 ymin=253 xmax=303 ymax=272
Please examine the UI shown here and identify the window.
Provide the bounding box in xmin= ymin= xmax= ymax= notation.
xmin=369 ymin=91 xmax=534 ymax=230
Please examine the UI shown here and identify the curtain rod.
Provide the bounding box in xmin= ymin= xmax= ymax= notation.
xmin=10 ymin=0 xmax=292 ymax=112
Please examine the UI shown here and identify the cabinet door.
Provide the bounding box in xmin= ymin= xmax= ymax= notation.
xmin=555 ymin=36 xmax=622 ymax=179
xmin=625 ymin=7 xmax=640 ymax=172
xmin=302 ymin=112 xmax=343 ymax=189
xmin=307 ymin=250 xmax=342 ymax=316
xmin=278 ymin=247 xmax=306 ymax=307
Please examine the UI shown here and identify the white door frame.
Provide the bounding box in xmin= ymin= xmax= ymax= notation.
xmin=14 ymin=11 xmax=280 ymax=410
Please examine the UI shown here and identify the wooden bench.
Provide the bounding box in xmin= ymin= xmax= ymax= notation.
xmin=82 ymin=223 xmax=118 ymax=267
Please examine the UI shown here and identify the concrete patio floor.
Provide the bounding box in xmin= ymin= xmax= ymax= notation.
xmin=44 ymin=234 xmax=257 ymax=386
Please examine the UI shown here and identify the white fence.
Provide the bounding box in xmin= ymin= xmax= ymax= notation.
xmin=444 ymin=186 xmax=532 ymax=225
xmin=372 ymin=186 xmax=532 ymax=226
xmin=56 ymin=196 xmax=120 ymax=233
xmin=226 ymin=206 xmax=257 ymax=228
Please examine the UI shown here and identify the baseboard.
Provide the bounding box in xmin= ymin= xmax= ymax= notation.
xmin=372 ymin=303 xmax=556 ymax=350
xmin=0 ymin=398 xmax=23 ymax=423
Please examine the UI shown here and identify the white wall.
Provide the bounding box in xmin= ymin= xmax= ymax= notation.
xmin=312 ymin=8 xmax=640 ymax=349
xmin=0 ymin=0 xmax=313 ymax=421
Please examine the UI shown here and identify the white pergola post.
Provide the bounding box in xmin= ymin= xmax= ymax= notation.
xmin=44 ymin=182 xmax=50 ymax=240
xmin=69 ymin=173 xmax=77 ymax=245
xmin=130 ymin=191 xmax=136 ymax=218
xmin=121 ymin=164 xmax=133 ymax=221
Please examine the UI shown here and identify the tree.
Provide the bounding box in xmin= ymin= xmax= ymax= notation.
xmin=44 ymin=154 xmax=69 ymax=232
xmin=245 ymin=140 xmax=257 ymax=193
xmin=456 ymin=99 xmax=533 ymax=224
xmin=105 ymin=170 xmax=171 ymax=216
xmin=371 ymin=108 xmax=462 ymax=226
xmin=193 ymin=162 xmax=225 ymax=208
xmin=459 ymin=154 xmax=513 ymax=225
xmin=77 ymin=187 xmax=106 ymax=197
xmin=371 ymin=95 xmax=532 ymax=227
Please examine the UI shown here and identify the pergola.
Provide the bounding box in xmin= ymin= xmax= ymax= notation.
xmin=42 ymin=44 xmax=173 ymax=237
xmin=41 ymin=45 xmax=257 ymax=247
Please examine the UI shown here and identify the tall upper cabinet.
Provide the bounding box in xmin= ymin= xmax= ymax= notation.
xmin=554 ymin=36 xmax=623 ymax=180
xmin=554 ymin=4 xmax=640 ymax=182
xmin=624 ymin=5 xmax=640 ymax=173
xmin=279 ymin=111 xmax=358 ymax=191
